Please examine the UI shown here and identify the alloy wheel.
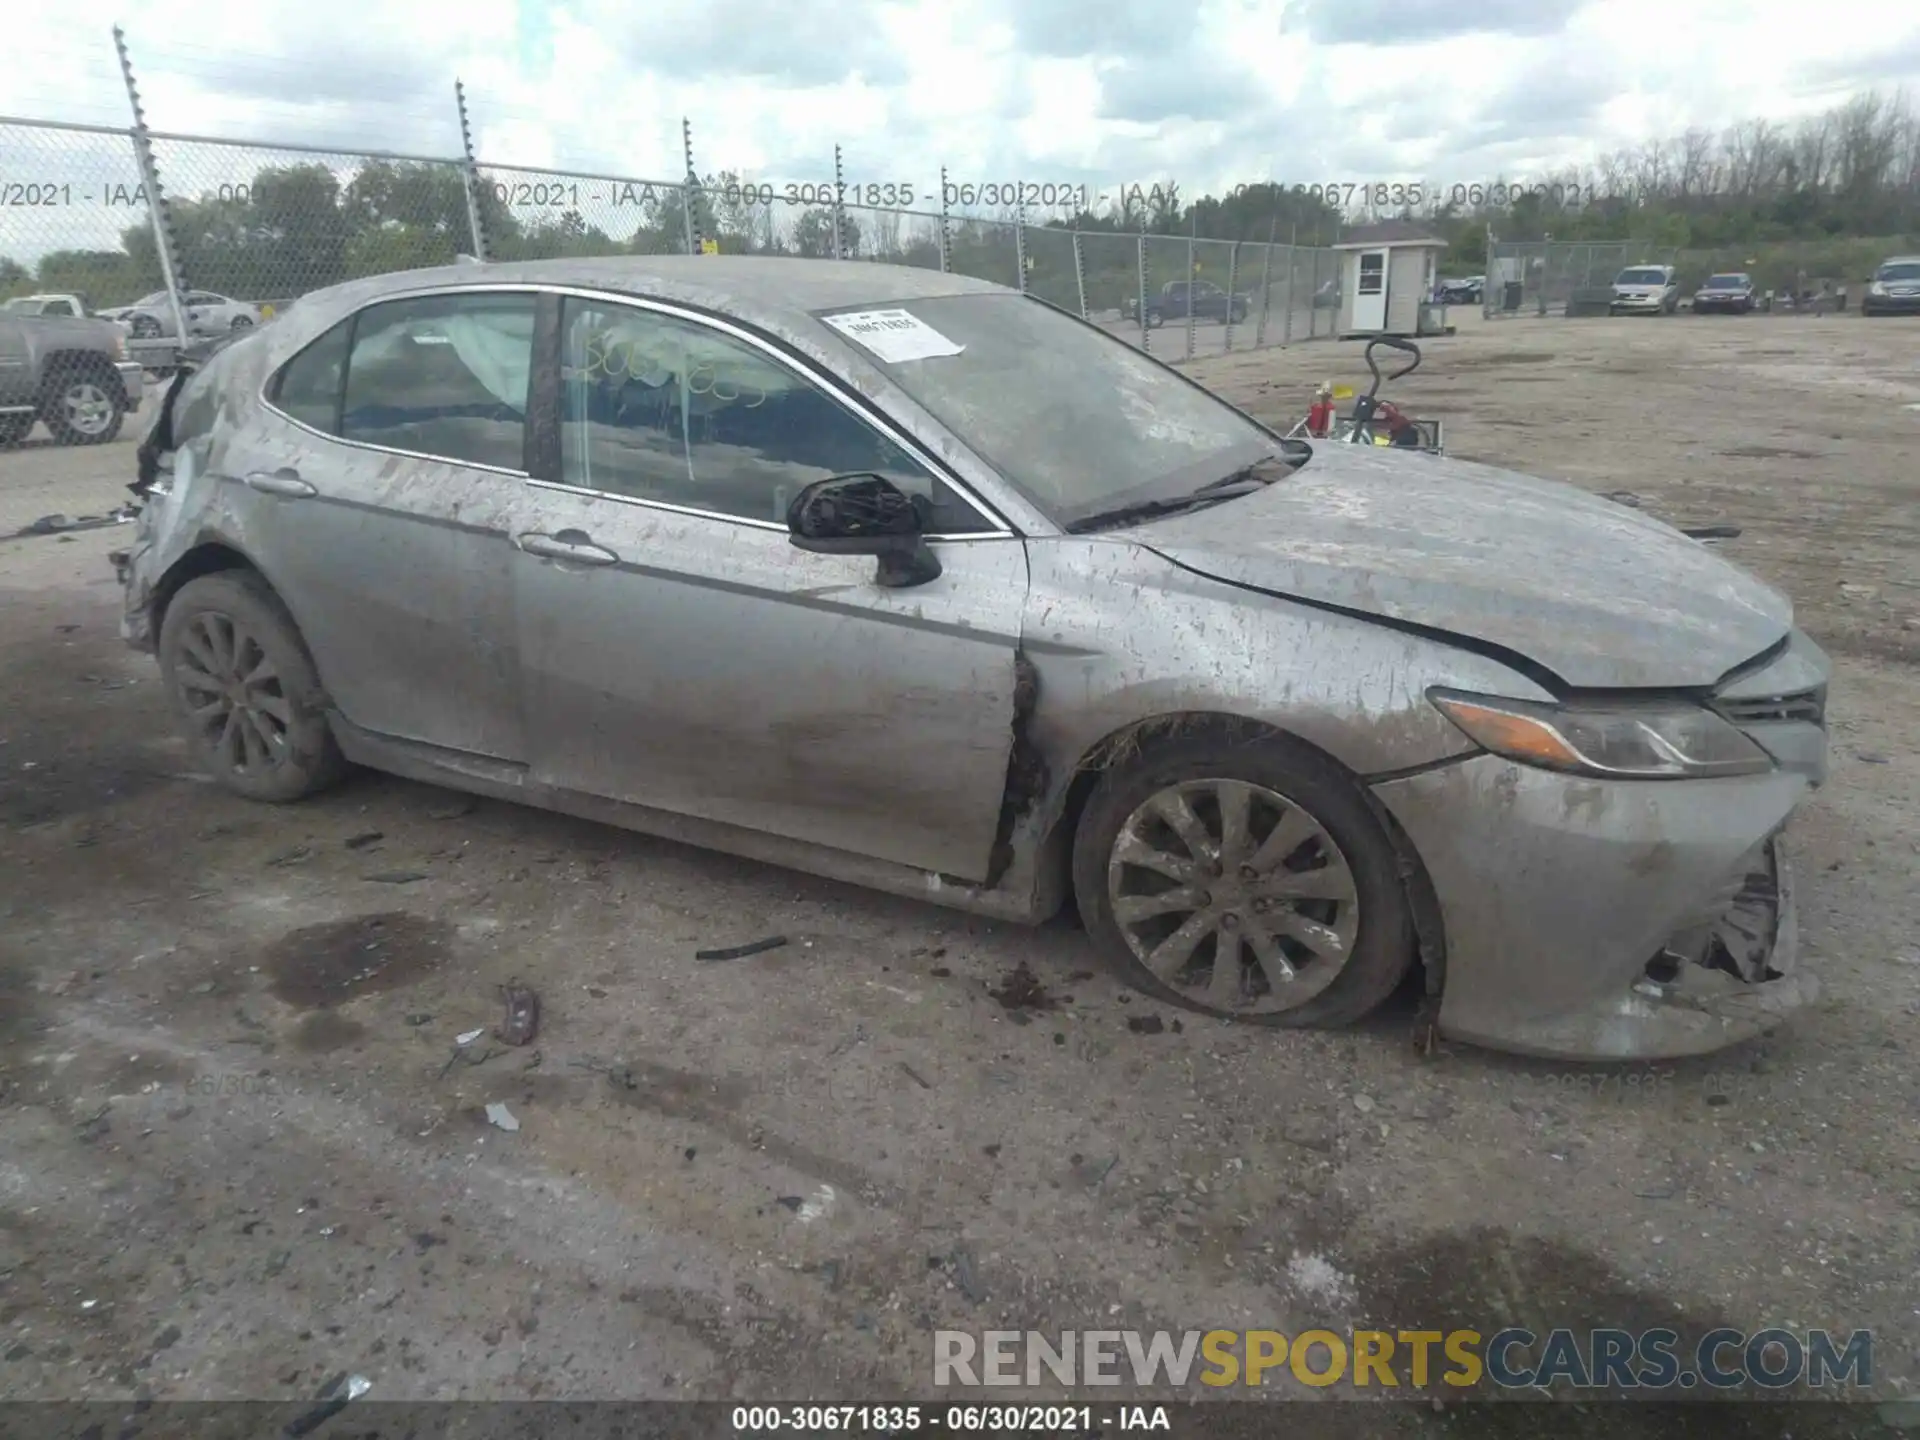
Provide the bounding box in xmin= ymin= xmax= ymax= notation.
xmin=173 ymin=610 xmax=295 ymax=778
xmin=61 ymin=382 xmax=115 ymax=438
xmin=1106 ymin=778 xmax=1360 ymax=1015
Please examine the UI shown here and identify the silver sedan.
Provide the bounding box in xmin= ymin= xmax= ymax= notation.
xmin=115 ymin=257 xmax=1829 ymax=1060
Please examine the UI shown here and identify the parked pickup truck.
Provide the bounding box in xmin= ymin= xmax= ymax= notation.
xmin=1121 ymin=280 xmax=1251 ymax=327
xmin=0 ymin=303 xmax=145 ymax=445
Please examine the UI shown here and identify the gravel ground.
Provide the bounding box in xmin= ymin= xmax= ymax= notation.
xmin=0 ymin=314 xmax=1916 ymax=1437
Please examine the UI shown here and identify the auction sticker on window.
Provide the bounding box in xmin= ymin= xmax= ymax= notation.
xmin=820 ymin=309 xmax=964 ymax=363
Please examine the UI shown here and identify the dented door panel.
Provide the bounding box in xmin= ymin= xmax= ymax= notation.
xmin=514 ymin=490 xmax=1028 ymax=882
xmin=234 ymin=428 xmax=531 ymax=762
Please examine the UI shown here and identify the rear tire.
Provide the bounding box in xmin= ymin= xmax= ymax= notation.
xmin=1071 ymin=731 xmax=1415 ymax=1029
xmin=1146 ymin=309 xmax=1164 ymax=328
xmin=158 ymin=571 xmax=347 ymax=803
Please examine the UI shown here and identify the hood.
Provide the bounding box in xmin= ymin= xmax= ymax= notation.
xmin=1134 ymin=444 xmax=1792 ymax=690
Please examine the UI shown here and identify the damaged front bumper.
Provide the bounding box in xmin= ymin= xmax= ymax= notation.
xmin=1373 ymin=755 xmax=1816 ymax=1060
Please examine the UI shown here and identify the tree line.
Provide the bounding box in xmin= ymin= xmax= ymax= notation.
xmin=2 ymin=85 xmax=1912 ymax=310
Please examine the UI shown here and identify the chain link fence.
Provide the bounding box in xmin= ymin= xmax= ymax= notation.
xmin=1482 ymin=241 xmax=1650 ymax=317
xmin=3 ymin=114 xmax=1344 ymax=395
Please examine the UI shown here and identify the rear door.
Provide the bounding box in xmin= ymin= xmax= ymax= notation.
xmin=511 ymin=291 xmax=1029 ymax=881
xmin=238 ymin=288 xmax=537 ymax=762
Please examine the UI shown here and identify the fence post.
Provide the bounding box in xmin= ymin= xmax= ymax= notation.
xmin=1223 ymin=239 xmax=1239 ymax=352
xmin=1281 ymin=221 xmax=1294 ymax=345
xmin=831 ymin=145 xmax=846 ymax=261
xmin=453 ymin=80 xmax=492 ymax=262
xmin=113 ymin=25 xmax=190 ymax=345
xmin=684 ymin=118 xmax=705 ymax=255
xmin=1013 ymin=199 xmax=1028 ymax=294
xmin=1483 ymin=224 xmax=1496 ymax=319
xmin=1071 ymin=230 xmax=1088 ymax=318
xmin=1184 ymin=215 xmax=1196 ymax=361
xmin=1255 ymin=218 xmax=1276 ymax=347
xmin=937 ymin=166 xmax=951 ymax=273
xmin=1136 ymin=223 xmax=1150 ymax=355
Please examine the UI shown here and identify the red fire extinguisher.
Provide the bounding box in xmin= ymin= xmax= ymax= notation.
xmin=1306 ymin=383 xmax=1336 ymax=438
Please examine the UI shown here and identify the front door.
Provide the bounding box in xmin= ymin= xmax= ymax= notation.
xmin=1354 ymin=250 xmax=1389 ymax=330
xmin=237 ymin=289 xmax=537 ymax=761
xmin=512 ymin=293 xmax=1028 ymax=881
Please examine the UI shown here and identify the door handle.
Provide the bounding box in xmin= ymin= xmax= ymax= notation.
xmin=244 ymin=468 xmax=316 ymax=497
xmin=515 ymin=530 xmax=619 ymax=565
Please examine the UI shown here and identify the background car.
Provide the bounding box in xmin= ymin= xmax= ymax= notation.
xmin=1862 ymin=256 xmax=1920 ymax=316
xmin=99 ymin=289 xmax=263 ymax=339
xmin=1691 ymin=272 xmax=1755 ymax=314
xmin=1434 ymin=275 xmax=1483 ymax=305
xmin=1610 ymin=265 xmax=1681 ymax=315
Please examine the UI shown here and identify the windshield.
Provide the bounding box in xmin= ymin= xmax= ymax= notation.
xmin=1703 ymin=275 xmax=1748 ymax=288
xmin=1616 ymin=268 xmax=1668 ymax=285
xmin=817 ymin=293 xmax=1285 ymax=527
xmin=1877 ymin=262 xmax=1920 ymax=282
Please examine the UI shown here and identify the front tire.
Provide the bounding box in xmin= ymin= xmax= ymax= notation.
xmin=158 ymin=571 xmax=347 ymax=803
xmin=230 ymin=315 xmax=254 ymax=330
xmin=1146 ymin=309 xmax=1164 ymax=328
xmin=130 ymin=313 xmax=162 ymax=339
xmin=1071 ymin=731 xmax=1415 ymax=1029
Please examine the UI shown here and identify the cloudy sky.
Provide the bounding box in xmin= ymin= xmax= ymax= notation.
xmin=3 ymin=0 xmax=1916 ymax=226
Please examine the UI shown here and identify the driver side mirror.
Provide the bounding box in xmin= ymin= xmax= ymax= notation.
xmin=787 ymin=473 xmax=943 ymax=589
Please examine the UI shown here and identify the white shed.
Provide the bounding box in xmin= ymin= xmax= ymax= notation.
xmin=1332 ymin=220 xmax=1450 ymax=338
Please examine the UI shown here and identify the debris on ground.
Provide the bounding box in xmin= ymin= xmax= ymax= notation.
xmin=267 ymin=846 xmax=312 ymax=867
xmin=694 ymin=934 xmax=790 ymax=961
xmin=483 ymin=1102 xmax=519 ymax=1133
xmin=496 ymin=981 xmax=540 ymax=1046
xmin=455 ymin=1028 xmax=485 ymax=1047
xmin=283 ymin=1372 xmax=371 ymax=1438
xmin=426 ymin=798 xmax=476 ymax=820
xmin=950 ymin=1245 xmax=986 ymax=1303
xmin=987 ymin=961 xmax=1056 ymax=1011
xmin=343 ymin=831 xmax=384 ymax=849
xmin=898 ymin=1062 xmax=933 ymax=1089
xmin=363 ymin=871 xmax=428 ymax=885
xmin=1126 ymin=1014 xmax=1166 ymax=1035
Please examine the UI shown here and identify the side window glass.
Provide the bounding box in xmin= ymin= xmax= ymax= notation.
xmin=559 ymin=297 xmax=993 ymax=533
xmin=341 ymin=292 xmax=534 ymax=470
xmin=51 ymin=299 xmax=77 ymax=316
xmin=269 ymin=319 xmax=352 ymax=434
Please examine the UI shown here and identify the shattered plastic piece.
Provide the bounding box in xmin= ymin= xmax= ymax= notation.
xmin=364 ymin=871 xmax=428 ymax=884
xmin=951 ymin=1246 xmax=986 ymax=1303
xmin=455 ymin=1028 xmax=485 ymax=1046
xmin=497 ymin=982 xmax=540 ymax=1046
xmin=284 ymin=1372 xmax=372 ymax=1438
xmin=484 ymin=1102 xmax=519 ymax=1132
xmin=695 ymin=934 xmax=789 ymax=961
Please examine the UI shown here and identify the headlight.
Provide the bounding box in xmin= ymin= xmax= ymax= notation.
xmin=1428 ymin=689 xmax=1775 ymax=779
xmin=1870 ymin=282 xmax=1887 ymax=295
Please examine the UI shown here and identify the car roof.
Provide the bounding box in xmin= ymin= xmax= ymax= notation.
xmin=289 ymin=256 xmax=1012 ymax=332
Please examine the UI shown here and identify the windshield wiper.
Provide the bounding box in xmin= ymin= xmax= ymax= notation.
xmin=1065 ymin=456 xmax=1290 ymax=536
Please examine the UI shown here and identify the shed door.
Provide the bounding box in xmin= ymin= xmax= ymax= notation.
xmin=1354 ymin=249 xmax=1389 ymax=330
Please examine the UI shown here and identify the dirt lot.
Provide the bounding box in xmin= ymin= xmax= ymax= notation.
xmin=2 ymin=315 xmax=1918 ymax=1436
